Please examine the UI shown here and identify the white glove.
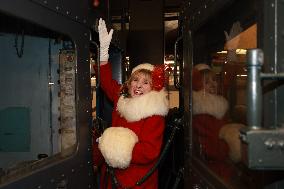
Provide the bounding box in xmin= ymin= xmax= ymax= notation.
xmin=224 ymin=22 xmax=243 ymax=62
xmin=98 ymin=18 xmax=114 ymax=62
xmin=224 ymin=21 xmax=242 ymax=50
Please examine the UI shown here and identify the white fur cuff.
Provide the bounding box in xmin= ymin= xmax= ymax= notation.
xmin=98 ymin=127 xmax=138 ymax=169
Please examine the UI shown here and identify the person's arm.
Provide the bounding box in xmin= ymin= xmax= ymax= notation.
xmin=100 ymin=63 xmax=120 ymax=101
xmin=193 ymin=116 xmax=229 ymax=160
xmin=131 ymin=115 xmax=166 ymax=165
xmin=98 ymin=18 xmax=120 ymax=101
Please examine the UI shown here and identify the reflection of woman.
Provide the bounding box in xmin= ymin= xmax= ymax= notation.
xmin=192 ymin=64 xmax=235 ymax=182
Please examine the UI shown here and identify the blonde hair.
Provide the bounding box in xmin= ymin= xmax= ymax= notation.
xmin=120 ymin=69 xmax=152 ymax=97
xmin=127 ymin=69 xmax=152 ymax=88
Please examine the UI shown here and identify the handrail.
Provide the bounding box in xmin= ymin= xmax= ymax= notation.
xmin=246 ymin=49 xmax=263 ymax=129
xmin=174 ymin=36 xmax=183 ymax=89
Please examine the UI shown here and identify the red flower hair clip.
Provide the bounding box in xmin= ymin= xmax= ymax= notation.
xmin=151 ymin=65 xmax=166 ymax=91
xmin=131 ymin=63 xmax=167 ymax=92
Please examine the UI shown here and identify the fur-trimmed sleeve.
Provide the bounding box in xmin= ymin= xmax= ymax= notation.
xmin=131 ymin=115 xmax=165 ymax=164
xmin=100 ymin=63 xmax=121 ymax=102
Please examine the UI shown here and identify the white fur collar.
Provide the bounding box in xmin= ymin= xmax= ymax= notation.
xmin=117 ymin=89 xmax=169 ymax=122
xmin=193 ymin=90 xmax=228 ymax=119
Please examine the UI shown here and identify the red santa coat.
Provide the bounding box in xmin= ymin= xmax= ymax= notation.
xmin=93 ymin=63 xmax=169 ymax=189
xmin=192 ymin=90 xmax=235 ymax=182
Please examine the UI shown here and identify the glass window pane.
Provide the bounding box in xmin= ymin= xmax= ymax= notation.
xmin=0 ymin=12 xmax=77 ymax=184
xmin=192 ymin=21 xmax=257 ymax=187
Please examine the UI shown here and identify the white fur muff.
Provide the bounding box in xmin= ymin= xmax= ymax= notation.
xmin=98 ymin=127 xmax=138 ymax=169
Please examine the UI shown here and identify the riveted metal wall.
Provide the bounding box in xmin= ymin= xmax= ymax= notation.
xmin=260 ymin=0 xmax=284 ymax=129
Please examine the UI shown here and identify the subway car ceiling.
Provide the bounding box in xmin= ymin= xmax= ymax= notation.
xmin=0 ymin=0 xmax=255 ymax=59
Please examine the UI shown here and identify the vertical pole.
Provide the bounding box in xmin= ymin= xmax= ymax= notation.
xmin=247 ymin=49 xmax=264 ymax=129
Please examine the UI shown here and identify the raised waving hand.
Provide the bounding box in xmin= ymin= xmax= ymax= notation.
xmin=98 ymin=18 xmax=114 ymax=62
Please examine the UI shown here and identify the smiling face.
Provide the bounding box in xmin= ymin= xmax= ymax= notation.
xmin=202 ymin=70 xmax=218 ymax=94
xmin=128 ymin=69 xmax=152 ymax=97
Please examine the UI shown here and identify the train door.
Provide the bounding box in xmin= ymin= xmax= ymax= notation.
xmin=177 ymin=0 xmax=284 ymax=188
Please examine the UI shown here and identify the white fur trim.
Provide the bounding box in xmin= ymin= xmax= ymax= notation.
xmin=193 ymin=91 xmax=228 ymax=119
xmin=131 ymin=63 xmax=154 ymax=74
xmin=219 ymin=123 xmax=245 ymax=163
xmin=194 ymin=63 xmax=211 ymax=71
xmin=98 ymin=127 xmax=138 ymax=169
xmin=117 ymin=89 xmax=169 ymax=122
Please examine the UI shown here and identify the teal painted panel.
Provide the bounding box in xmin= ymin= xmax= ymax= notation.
xmin=0 ymin=107 xmax=30 ymax=152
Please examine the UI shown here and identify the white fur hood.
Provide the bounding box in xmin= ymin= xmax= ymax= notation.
xmin=117 ymin=89 xmax=169 ymax=122
xmin=193 ymin=90 xmax=228 ymax=119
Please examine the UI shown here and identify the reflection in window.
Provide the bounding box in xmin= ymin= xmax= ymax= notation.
xmin=192 ymin=23 xmax=257 ymax=186
xmin=0 ymin=13 xmax=76 ymax=183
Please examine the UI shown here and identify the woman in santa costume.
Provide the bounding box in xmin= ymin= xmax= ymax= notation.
xmin=192 ymin=64 xmax=244 ymax=183
xmin=92 ymin=18 xmax=169 ymax=189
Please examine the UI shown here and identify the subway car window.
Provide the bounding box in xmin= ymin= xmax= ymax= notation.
xmin=191 ymin=7 xmax=257 ymax=188
xmin=0 ymin=13 xmax=77 ymax=183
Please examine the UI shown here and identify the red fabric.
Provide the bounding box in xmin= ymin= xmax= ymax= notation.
xmin=151 ymin=65 xmax=166 ymax=91
xmin=93 ymin=63 xmax=165 ymax=189
xmin=99 ymin=63 xmax=121 ymax=102
xmin=192 ymin=114 xmax=234 ymax=182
